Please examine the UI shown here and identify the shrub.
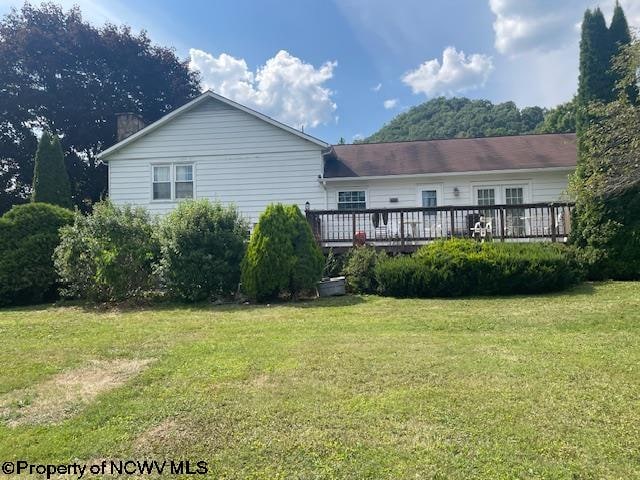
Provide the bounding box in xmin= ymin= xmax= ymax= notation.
xmin=287 ymin=205 xmax=325 ymax=295
xmin=343 ymin=246 xmax=387 ymax=294
xmin=571 ymin=185 xmax=640 ymax=280
xmin=0 ymin=203 xmax=73 ymax=306
xmin=158 ymin=200 xmax=249 ymax=302
xmin=54 ymin=201 xmax=159 ymax=302
xmin=241 ymin=203 xmax=323 ymax=301
xmin=376 ymin=239 xmax=583 ymax=298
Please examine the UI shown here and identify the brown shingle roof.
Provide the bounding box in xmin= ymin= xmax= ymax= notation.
xmin=323 ymin=133 xmax=577 ymax=178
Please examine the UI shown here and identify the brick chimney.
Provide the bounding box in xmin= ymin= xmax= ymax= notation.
xmin=116 ymin=113 xmax=146 ymax=142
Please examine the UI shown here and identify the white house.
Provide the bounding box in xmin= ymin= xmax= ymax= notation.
xmin=98 ymin=91 xmax=577 ymax=245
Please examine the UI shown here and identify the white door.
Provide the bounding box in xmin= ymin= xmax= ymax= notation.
xmin=417 ymin=184 xmax=444 ymax=237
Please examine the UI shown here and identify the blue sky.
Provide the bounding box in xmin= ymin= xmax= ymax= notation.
xmin=1 ymin=0 xmax=639 ymax=143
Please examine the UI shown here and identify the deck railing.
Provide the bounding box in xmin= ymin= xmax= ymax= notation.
xmin=306 ymin=202 xmax=574 ymax=251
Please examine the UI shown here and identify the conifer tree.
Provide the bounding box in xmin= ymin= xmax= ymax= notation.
xmin=608 ymin=1 xmax=638 ymax=102
xmin=609 ymin=1 xmax=632 ymax=51
xmin=32 ymin=132 xmax=73 ymax=209
xmin=578 ymin=9 xmax=613 ymax=110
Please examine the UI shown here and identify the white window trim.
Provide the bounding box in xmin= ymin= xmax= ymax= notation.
xmin=150 ymin=162 xmax=196 ymax=203
xmin=415 ymin=183 xmax=444 ymax=207
xmin=471 ymin=180 xmax=532 ymax=205
xmin=336 ymin=189 xmax=368 ymax=210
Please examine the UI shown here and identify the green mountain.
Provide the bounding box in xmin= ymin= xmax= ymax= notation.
xmin=362 ymin=97 xmax=576 ymax=143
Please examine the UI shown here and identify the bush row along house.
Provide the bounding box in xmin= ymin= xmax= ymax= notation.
xmin=98 ymin=91 xmax=577 ymax=250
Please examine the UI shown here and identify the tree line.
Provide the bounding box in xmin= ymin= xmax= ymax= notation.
xmin=362 ymin=97 xmax=576 ymax=143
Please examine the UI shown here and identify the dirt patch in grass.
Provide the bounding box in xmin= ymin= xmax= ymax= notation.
xmin=133 ymin=418 xmax=194 ymax=454
xmin=0 ymin=358 xmax=152 ymax=427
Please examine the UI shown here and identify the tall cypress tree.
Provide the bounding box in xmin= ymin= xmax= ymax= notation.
xmin=608 ymin=1 xmax=638 ymax=102
xmin=576 ymin=8 xmax=615 ymax=177
xmin=31 ymin=132 xmax=73 ymax=209
xmin=578 ymin=8 xmax=613 ymax=109
xmin=571 ymin=2 xmax=639 ymax=278
xmin=609 ymin=1 xmax=632 ymax=50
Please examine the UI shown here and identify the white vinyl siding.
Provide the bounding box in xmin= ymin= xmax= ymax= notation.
xmin=107 ymin=97 xmax=325 ymax=222
xmin=325 ymin=170 xmax=572 ymax=210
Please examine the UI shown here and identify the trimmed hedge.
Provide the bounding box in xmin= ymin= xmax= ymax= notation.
xmin=54 ymin=201 xmax=159 ymax=302
xmin=0 ymin=203 xmax=73 ymax=306
xmin=376 ymin=239 xmax=583 ymax=298
xmin=158 ymin=200 xmax=249 ymax=302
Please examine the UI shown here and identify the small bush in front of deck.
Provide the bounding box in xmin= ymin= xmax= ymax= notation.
xmin=343 ymin=246 xmax=387 ymax=294
xmin=375 ymin=239 xmax=582 ymax=297
xmin=0 ymin=203 xmax=73 ymax=306
xmin=241 ymin=204 xmax=323 ymax=302
xmin=54 ymin=201 xmax=160 ymax=302
xmin=158 ymin=200 xmax=249 ymax=302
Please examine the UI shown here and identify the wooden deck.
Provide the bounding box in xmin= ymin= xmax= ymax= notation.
xmin=306 ymin=202 xmax=575 ymax=253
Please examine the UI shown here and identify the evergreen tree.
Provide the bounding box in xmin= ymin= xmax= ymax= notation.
xmin=576 ymin=8 xmax=615 ymax=177
xmin=608 ymin=1 xmax=638 ymax=102
xmin=609 ymin=1 xmax=632 ymax=51
xmin=578 ymin=9 xmax=613 ymax=109
xmin=32 ymin=132 xmax=73 ymax=209
xmin=571 ymin=3 xmax=639 ymax=279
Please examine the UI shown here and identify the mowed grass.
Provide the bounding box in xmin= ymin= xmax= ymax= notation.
xmin=0 ymin=282 xmax=639 ymax=479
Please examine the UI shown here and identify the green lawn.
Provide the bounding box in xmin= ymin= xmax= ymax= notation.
xmin=0 ymin=282 xmax=639 ymax=479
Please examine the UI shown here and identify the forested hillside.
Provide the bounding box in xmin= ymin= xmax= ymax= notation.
xmin=363 ymin=97 xmax=576 ymax=143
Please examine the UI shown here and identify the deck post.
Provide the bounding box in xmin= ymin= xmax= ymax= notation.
xmin=499 ymin=208 xmax=505 ymax=242
xmin=550 ymin=204 xmax=557 ymax=243
xmin=352 ymin=212 xmax=357 ymax=246
xmin=449 ymin=208 xmax=455 ymax=238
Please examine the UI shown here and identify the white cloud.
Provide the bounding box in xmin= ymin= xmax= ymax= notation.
xmin=402 ymin=47 xmax=493 ymax=97
xmin=489 ymin=0 xmax=640 ymax=56
xmin=189 ymin=49 xmax=337 ymax=129
xmin=352 ymin=133 xmax=364 ymax=141
xmin=371 ymin=83 xmax=382 ymax=92
xmin=383 ymin=98 xmax=398 ymax=109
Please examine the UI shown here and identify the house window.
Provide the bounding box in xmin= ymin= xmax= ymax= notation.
xmin=338 ymin=191 xmax=366 ymax=210
xmin=152 ymin=164 xmax=194 ymax=201
xmin=476 ymin=188 xmax=496 ymax=220
xmin=175 ymin=165 xmax=194 ymax=199
xmin=477 ymin=188 xmax=496 ymax=206
xmin=422 ymin=190 xmax=437 ymax=208
xmin=422 ymin=189 xmax=438 ymax=218
xmin=505 ymin=187 xmax=525 ymax=236
xmin=152 ymin=166 xmax=171 ymax=200
xmin=505 ymin=187 xmax=524 ymax=205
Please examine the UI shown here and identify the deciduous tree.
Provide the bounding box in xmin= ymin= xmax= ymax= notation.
xmin=0 ymin=3 xmax=200 ymax=214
